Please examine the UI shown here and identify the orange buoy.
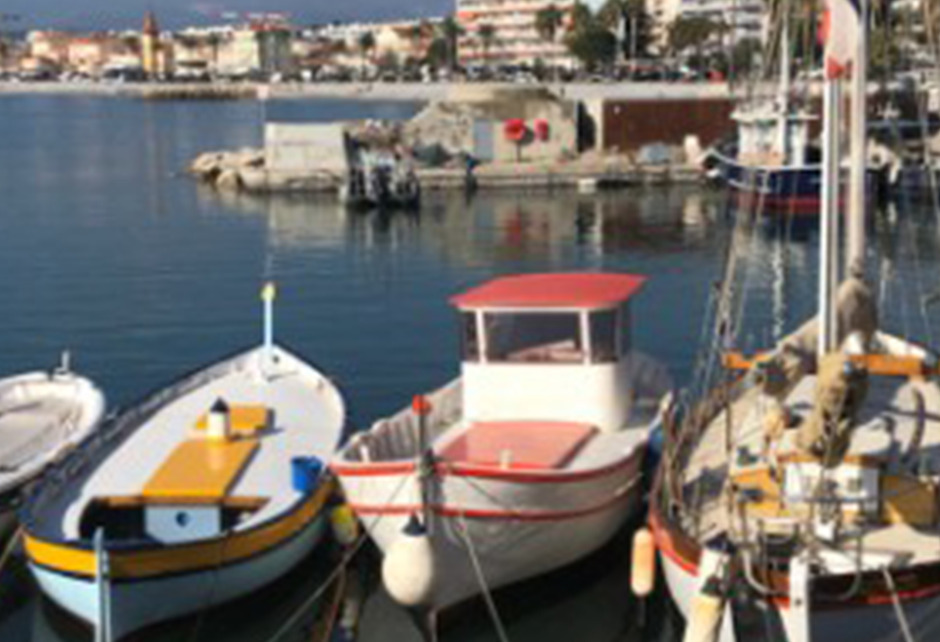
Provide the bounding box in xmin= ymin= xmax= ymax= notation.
xmin=630 ymin=527 xmax=656 ymax=597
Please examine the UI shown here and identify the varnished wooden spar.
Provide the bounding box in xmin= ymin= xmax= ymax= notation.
xmin=722 ymin=351 xmax=940 ymax=378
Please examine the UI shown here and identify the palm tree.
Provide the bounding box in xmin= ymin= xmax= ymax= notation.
xmin=358 ymin=31 xmax=376 ymax=78
xmin=439 ymin=16 xmax=465 ymax=73
xmin=535 ymin=4 xmax=565 ymax=76
xmin=478 ymin=23 xmax=497 ymax=69
xmin=668 ymin=15 xmax=720 ymax=74
xmin=597 ymin=0 xmax=647 ymax=65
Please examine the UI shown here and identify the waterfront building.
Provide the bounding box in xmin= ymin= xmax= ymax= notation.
xmin=314 ymin=18 xmax=441 ymax=66
xmin=26 ymin=31 xmax=71 ymax=70
xmin=455 ymin=0 xmax=605 ymax=69
xmin=666 ymin=0 xmax=767 ymax=52
xmin=216 ymin=23 xmax=293 ymax=78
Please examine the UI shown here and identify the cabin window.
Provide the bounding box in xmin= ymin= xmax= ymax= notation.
xmin=483 ymin=312 xmax=584 ymax=364
xmin=589 ymin=310 xmax=618 ymax=363
xmin=620 ymin=303 xmax=632 ymax=355
xmin=461 ymin=312 xmax=481 ymax=362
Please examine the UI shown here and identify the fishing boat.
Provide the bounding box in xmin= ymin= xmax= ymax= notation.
xmin=0 ymin=354 xmax=105 ymax=536
xmin=704 ymin=8 xmax=887 ymax=215
xmin=652 ymin=4 xmax=940 ymax=640
xmin=22 ymin=285 xmax=346 ymax=640
xmin=332 ymin=273 xmax=673 ymax=621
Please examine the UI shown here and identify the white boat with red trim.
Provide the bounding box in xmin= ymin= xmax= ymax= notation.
xmin=331 ymin=272 xmax=672 ymax=617
xmin=21 ymin=285 xmax=346 ymax=640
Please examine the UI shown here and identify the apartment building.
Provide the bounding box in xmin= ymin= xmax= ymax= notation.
xmin=456 ymin=0 xmax=605 ymax=68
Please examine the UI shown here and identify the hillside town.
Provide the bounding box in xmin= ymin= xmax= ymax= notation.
xmin=0 ymin=0 xmax=930 ymax=84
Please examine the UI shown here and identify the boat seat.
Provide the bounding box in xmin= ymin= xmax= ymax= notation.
xmin=437 ymin=421 xmax=597 ymax=470
xmin=142 ymin=439 xmax=259 ymax=500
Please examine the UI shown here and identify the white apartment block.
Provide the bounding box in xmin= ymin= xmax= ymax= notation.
xmin=673 ymin=0 xmax=766 ymax=47
xmin=456 ymin=0 xmax=605 ymax=68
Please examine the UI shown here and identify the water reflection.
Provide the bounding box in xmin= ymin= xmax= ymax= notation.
xmin=200 ymin=186 xmax=726 ymax=265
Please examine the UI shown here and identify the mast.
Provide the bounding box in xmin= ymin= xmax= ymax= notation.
xmin=819 ymin=75 xmax=841 ymax=357
xmin=778 ymin=3 xmax=791 ymax=161
xmin=847 ymin=0 xmax=868 ymax=279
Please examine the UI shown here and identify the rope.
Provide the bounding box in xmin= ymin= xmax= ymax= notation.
xmin=454 ymin=511 xmax=511 ymax=642
xmin=882 ymin=567 xmax=917 ymax=642
xmin=0 ymin=526 xmax=23 ymax=577
xmin=265 ymin=473 xmax=411 ymax=642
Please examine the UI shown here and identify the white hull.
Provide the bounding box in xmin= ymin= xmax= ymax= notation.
xmin=32 ymin=515 xmax=326 ymax=640
xmin=342 ymin=447 xmax=644 ymax=610
xmin=661 ymin=548 xmax=940 ymax=642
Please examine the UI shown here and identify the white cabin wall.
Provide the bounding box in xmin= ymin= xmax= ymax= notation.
xmin=461 ymin=360 xmax=633 ymax=432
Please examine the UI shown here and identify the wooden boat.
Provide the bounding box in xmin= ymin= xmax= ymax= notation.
xmin=332 ymin=273 xmax=672 ymax=619
xmin=652 ymin=6 xmax=940 ymax=640
xmin=0 ymin=354 xmax=105 ymax=535
xmin=22 ymin=286 xmax=346 ymax=640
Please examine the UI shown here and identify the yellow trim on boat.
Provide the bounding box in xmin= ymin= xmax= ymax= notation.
xmin=143 ymin=439 xmax=259 ymax=500
xmin=25 ymin=478 xmax=334 ymax=580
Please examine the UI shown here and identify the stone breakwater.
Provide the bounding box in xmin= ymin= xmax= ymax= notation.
xmin=188 ymin=147 xmax=701 ymax=194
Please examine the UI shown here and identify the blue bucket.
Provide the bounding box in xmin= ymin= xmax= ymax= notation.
xmin=291 ymin=456 xmax=323 ymax=495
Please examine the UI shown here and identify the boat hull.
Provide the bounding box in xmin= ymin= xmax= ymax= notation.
xmin=708 ymin=152 xmax=884 ymax=214
xmin=31 ymin=514 xmax=327 ymax=639
xmin=337 ymin=446 xmax=644 ymax=611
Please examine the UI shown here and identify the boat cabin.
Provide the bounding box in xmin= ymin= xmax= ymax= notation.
xmin=733 ymin=102 xmax=815 ymax=168
xmin=450 ymin=273 xmax=646 ymax=433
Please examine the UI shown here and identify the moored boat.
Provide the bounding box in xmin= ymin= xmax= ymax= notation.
xmin=653 ymin=4 xmax=940 ymax=640
xmin=0 ymin=354 xmax=105 ymax=537
xmin=332 ymin=272 xmax=673 ymax=619
xmin=22 ymin=285 xmax=346 ymax=640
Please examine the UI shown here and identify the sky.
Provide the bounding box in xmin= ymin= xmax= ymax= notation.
xmin=0 ymin=0 xmax=453 ymax=31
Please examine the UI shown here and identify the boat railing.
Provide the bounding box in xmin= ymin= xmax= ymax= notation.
xmin=347 ymin=379 xmax=462 ymax=464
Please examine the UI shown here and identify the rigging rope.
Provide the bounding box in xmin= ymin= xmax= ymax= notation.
xmin=883 ymin=567 xmax=917 ymax=642
xmin=264 ymin=472 xmax=411 ymax=642
xmin=455 ymin=511 xmax=511 ymax=642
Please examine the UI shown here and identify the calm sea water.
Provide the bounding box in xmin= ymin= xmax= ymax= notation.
xmin=0 ymin=95 xmax=939 ymax=642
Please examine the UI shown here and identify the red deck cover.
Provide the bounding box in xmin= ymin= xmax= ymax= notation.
xmin=437 ymin=421 xmax=598 ymax=470
xmin=450 ymin=273 xmax=646 ymax=310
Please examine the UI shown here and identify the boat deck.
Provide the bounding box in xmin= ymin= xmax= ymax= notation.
xmin=48 ymin=348 xmax=344 ymax=540
xmin=680 ymin=368 xmax=940 ymax=566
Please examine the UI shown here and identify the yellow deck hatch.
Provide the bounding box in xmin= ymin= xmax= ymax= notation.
xmin=143 ymin=439 xmax=259 ymax=500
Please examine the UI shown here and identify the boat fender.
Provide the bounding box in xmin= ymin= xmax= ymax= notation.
xmin=631 ymin=527 xmax=656 ymax=597
xmin=330 ymin=504 xmax=359 ymax=547
xmin=381 ymin=515 xmax=436 ymax=607
xmin=682 ymin=577 xmax=725 ymax=642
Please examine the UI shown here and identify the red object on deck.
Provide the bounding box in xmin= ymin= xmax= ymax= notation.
xmin=412 ymin=395 xmax=432 ymax=416
xmin=437 ymin=421 xmax=597 ymax=470
xmin=504 ymin=118 xmax=527 ymax=143
xmin=534 ymin=119 xmax=549 ymax=141
xmin=450 ymin=273 xmax=646 ymax=309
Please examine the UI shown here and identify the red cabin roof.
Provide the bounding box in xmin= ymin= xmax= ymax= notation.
xmin=450 ymin=273 xmax=646 ymax=310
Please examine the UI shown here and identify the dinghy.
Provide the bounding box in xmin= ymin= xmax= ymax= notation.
xmin=22 ymin=285 xmax=346 ymax=640
xmin=332 ymin=273 xmax=673 ymax=618
xmin=0 ymin=354 xmax=105 ymax=535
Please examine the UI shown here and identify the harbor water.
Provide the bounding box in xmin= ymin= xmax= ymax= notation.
xmin=1 ymin=95 xmax=939 ymax=641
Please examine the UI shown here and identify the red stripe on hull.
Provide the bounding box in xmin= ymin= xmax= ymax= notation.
xmin=349 ymin=485 xmax=635 ymax=522
xmin=332 ymin=445 xmax=644 ymax=484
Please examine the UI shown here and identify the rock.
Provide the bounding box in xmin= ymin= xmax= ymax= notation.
xmin=215 ymin=169 xmax=243 ymax=191
xmin=190 ymin=152 xmax=225 ymax=180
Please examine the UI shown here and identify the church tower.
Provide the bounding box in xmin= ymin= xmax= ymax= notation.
xmin=141 ymin=11 xmax=160 ymax=78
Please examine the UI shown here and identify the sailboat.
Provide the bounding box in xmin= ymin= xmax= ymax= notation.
xmin=652 ymin=3 xmax=940 ymax=640
xmin=331 ymin=273 xmax=673 ymax=620
xmin=0 ymin=354 xmax=105 ymax=536
xmin=22 ymin=284 xmax=346 ymax=640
